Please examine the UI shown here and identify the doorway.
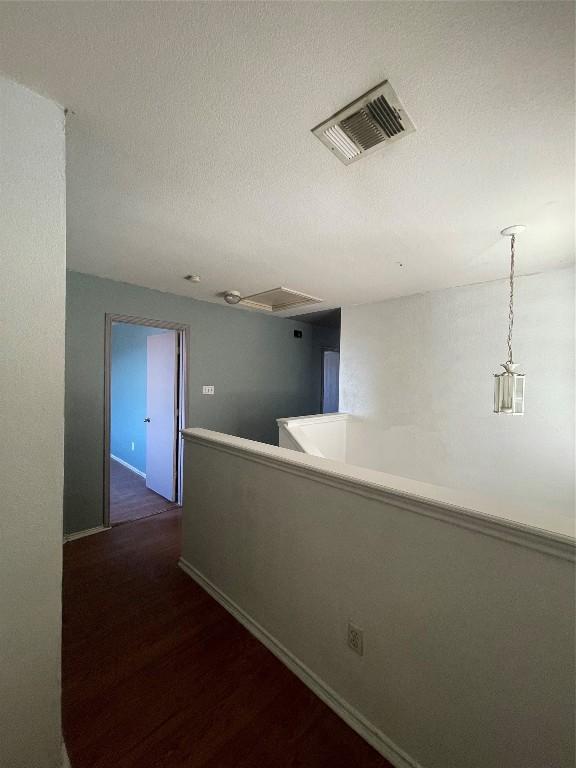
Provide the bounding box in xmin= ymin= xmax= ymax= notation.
xmin=103 ymin=315 xmax=188 ymax=527
xmin=321 ymin=349 xmax=340 ymax=413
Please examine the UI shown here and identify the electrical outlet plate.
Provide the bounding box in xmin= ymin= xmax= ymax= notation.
xmin=202 ymin=385 xmax=215 ymax=395
xmin=347 ymin=622 xmax=364 ymax=656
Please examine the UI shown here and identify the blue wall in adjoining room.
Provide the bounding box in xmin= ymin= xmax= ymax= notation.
xmin=110 ymin=322 xmax=168 ymax=474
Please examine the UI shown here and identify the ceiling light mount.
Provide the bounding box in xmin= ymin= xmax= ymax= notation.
xmin=500 ymin=225 xmax=526 ymax=237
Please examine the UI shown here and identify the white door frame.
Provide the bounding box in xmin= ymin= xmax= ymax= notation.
xmin=103 ymin=313 xmax=189 ymax=528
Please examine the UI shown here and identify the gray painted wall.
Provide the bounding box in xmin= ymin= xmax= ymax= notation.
xmin=64 ymin=271 xmax=331 ymax=533
xmin=0 ymin=77 xmax=65 ymax=768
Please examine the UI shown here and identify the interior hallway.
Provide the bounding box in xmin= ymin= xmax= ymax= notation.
xmin=62 ymin=509 xmax=392 ymax=768
xmin=110 ymin=458 xmax=178 ymax=525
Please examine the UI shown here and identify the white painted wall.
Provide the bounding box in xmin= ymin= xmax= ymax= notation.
xmin=340 ymin=268 xmax=575 ymax=519
xmin=0 ymin=77 xmax=66 ymax=768
xmin=180 ymin=429 xmax=575 ymax=768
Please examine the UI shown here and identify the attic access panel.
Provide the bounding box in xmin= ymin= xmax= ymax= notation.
xmin=240 ymin=287 xmax=322 ymax=312
xmin=312 ymin=80 xmax=415 ymax=165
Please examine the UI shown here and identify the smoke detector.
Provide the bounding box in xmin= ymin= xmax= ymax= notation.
xmin=312 ymin=80 xmax=415 ymax=165
xmin=224 ymin=290 xmax=242 ymax=304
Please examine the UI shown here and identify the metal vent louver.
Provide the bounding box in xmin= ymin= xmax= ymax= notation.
xmin=312 ymin=81 xmax=415 ymax=165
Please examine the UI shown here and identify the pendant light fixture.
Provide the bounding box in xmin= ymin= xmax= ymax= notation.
xmin=493 ymin=225 xmax=526 ymax=415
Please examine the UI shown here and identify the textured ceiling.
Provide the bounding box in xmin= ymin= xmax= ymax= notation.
xmin=0 ymin=1 xmax=573 ymax=314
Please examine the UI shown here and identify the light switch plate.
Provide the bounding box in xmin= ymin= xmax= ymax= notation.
xmin=202 ymin=385 xmax=215 ymax=395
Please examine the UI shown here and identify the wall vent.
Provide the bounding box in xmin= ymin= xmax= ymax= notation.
xmin=312 ymin=80 xmax=415 ymax=165
xmin=239 ymin=287 xmax=322 ymax=312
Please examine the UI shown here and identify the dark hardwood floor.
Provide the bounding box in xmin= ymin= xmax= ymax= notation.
xmin=63 ymin=509 xmax=393 ymax=768
xmin=110 ymin=457 xmax=179 ymax=525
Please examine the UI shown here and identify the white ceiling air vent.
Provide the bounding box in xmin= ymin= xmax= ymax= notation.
xmin=226 ymin=287 xmax=322 ymax=312
xmin=312 ymin=80 xmax=415 ymax=165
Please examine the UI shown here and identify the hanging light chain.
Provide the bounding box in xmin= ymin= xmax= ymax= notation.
xmin=494 ymin=225 xmax=526 ymax=415
xmin=506 ymin=234 xmax=515 ymax=363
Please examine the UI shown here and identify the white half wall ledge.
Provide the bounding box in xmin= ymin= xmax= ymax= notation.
xmin=277 ymin=412 xmax=351 ymax=426
xmin=180 ymin=428 xmax=575 ymax=768
xmin=183 ymin=428 xmax=575 ymax=559
xmin=277 ymin=412 xmax=351 ymax=465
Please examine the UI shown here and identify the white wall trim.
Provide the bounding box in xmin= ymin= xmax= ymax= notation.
xmin=277 ymin=412 xmax=351 ymax=426
xmin=64 ymin=525 xmax=110 ymax=543
xmin=61 ymin=743 xmax=71 ymax=768
xmin=183 ymin=429 xmax=575 ymax=561
xmin=110 ymin=454 xmax=146 ymax=478
xmin=178 ymin=557 xmax=422 ymax=768
xmin=278 ymin=422 xmax=325 ymax=457
xmin=278 ymin=412 xmax=349 ymax=461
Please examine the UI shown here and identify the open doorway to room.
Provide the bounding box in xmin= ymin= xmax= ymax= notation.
xmin=103 ymin=315 xmax=188 ymax=527
xmin=290 ymin=308 xmax=341 ymax=414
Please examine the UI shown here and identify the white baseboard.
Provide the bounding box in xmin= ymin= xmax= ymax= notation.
xmin=110 ymin=454 xmax=146 ymax=479
xmin=61 ymin=742 xmax=71 ymax=767
xmin=178 ymin=557 xmax=422 ymax=768
xmin=64 ymin=525 xmax=110 ymax=543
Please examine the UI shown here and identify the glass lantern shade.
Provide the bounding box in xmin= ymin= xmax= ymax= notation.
xmin=494 ymin=363 xmax=525 ymax=415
